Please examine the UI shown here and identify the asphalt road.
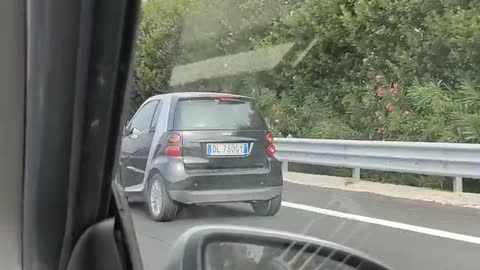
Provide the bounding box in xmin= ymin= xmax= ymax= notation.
xmin=131 ymin=182 xmax=480 ymax=270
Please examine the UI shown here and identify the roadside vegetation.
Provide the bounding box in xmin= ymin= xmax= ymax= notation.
xmin=132 ymin=0 xmax=480 ymax=192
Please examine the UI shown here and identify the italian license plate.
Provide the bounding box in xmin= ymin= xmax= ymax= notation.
xmin=207 ymin=143 xmax=249 ymax=156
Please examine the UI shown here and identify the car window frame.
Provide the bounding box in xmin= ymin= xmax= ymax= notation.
xmin=150 ymin=100 xmax=163 ymax=131
xmin=128 ymin=100 xmax=159 ymax=133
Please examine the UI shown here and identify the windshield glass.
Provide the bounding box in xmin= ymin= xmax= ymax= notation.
xmin=174 ymin=98 xmax=266 ymax=130
xmin=117 ymin=1 xmax=480 ymax=270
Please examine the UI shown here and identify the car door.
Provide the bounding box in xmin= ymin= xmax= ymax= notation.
xmin=120 ymin=100 xmax=160 ymax=188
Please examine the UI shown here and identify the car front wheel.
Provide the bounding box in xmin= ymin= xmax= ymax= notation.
xmin=146 ymin=173 xmax=178 ymax=222
xmin=251 ymin=195 xmax=282 ymax=216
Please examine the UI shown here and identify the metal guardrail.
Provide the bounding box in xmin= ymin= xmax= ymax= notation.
xmin=275 ymin=138 xmax=480 ymax=193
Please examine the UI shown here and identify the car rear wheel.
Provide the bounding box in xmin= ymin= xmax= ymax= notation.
xmin=146 ymin=173 xmax=178 ymax=222
xmin=251 ymin=195 xmax=282 ymax=216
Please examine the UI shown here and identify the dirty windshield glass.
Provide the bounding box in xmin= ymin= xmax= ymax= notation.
xmin=117 ymin=1 xmax=480 ymax=270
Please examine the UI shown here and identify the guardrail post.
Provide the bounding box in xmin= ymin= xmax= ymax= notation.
xmin=352 ymin=168 xmax=361 ymax=180
xmin=281 ymin=161 xmax=288 ymax=180
xmin=453 ymin=177 xmax=463 ymax=193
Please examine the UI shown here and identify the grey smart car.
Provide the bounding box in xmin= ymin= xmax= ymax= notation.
xmin=117 ymin=92 xmax=283 ymax=221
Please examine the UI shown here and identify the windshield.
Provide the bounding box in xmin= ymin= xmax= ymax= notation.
xmin=174 ymin=98 xmax=266 ymax=130
xmin=117 ymin=1 xmax=480 ymax=270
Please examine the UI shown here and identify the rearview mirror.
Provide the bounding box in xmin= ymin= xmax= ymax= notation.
xmin=165 ymin=226 xmax=391 ymax=270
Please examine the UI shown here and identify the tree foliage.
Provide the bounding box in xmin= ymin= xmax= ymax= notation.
xmin=134 ymin=0 xmax=480 ymax=143
xmin=133 ymin=0 xmax=480 ymax=190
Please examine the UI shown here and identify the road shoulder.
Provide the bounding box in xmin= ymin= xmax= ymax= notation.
xmin=286 ymin=172 xmax=480 ymax=209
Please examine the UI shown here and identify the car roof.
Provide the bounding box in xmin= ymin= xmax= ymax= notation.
xmin=145 ymin=92 xmax=251 ymax=102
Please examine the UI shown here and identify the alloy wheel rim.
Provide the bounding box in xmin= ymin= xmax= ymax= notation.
xmin=150 ymin=180 xmax=163 ymax=216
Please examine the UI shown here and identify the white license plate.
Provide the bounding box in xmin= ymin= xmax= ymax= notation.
xmin=207 ymin=143 xmax=249 ymax=156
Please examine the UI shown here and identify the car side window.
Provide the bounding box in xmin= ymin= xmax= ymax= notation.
xmin=151 ymin=101 xmax=163 ymax=130
xmin=129 ymin=101 xmax=158 ymax=132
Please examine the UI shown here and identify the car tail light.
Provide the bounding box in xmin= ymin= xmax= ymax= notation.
xmin=266 ymin=133 xmax=275 ymax=157
xmin=217 ymin=95 xmax=233 ymax=101
xmin=165 ymin=145 xmax=182 ymax=157
xmin=167 ymin=133 xmax=181 ymax=143
xmin=267 ymin=144 xmax=276 ymax=157
xmin=266 ymin=133 xmax=274 ymax=144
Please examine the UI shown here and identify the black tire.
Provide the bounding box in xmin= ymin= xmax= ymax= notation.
xmin=251 ymin=195 xmax=282 ymax=216
xmin=146 ymin=173 xmax=178 ymax=222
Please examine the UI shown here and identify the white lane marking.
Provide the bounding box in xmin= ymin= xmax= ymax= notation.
xmin=126 ymin=166 xmax=145 ymax=174
xmin=282 ymin=201 xmax=480 ymax=245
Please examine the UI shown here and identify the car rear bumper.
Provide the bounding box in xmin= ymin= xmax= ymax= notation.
xmin=169 ymin=186 xmax=282 ymax=204
xmin=149 ymin=157 xmax=283 ymax=203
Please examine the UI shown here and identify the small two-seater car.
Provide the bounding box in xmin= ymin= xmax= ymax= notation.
xmin=116 ymin=92 xmax=283 ymax=221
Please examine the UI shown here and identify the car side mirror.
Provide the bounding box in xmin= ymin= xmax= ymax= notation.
xmin=123 ymin=125 xmax=140 ymax=136
xmin=124 ymin=127 xmax=141 ymax=139
xmin=131 ymin=127 xmax=141 ymax=135
xmin=66 ymin=183 xmax=143 ymax=270
xmin=165 ymin=226 xmax=391 ymax=270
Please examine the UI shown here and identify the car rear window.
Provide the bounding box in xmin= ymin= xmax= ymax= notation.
xmin=174 ymin=98 xmax=266 ymax=130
